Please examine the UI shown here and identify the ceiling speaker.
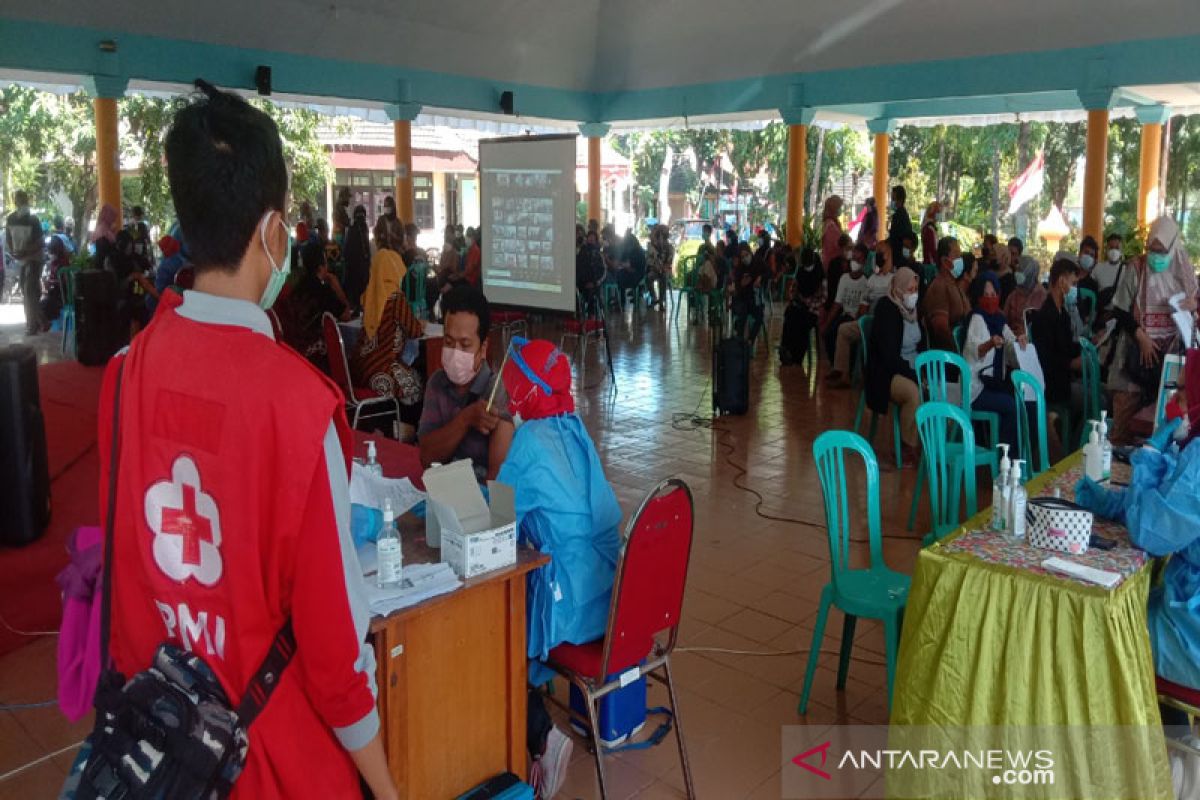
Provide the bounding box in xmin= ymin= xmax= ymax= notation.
xmin=255 ymin=66 xmax=272 ymax=96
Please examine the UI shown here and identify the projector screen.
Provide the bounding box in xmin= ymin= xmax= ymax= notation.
xmin=479 ymin=135 xmax=577 ymax=313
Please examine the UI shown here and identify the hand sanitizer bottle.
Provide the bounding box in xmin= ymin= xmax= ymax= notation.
xmin=376 ymin=499 xmax=403 ymax=587
xmin=1098 ymin=410 xmax=1112 ymax=482
xmin=990 ymin=445 xmax=1010 ymax=532
xmin=1083 ymin=422 xmax=1103 ymax=482
xmin=365 ymin=440 xmax=382 ymax=477
xmin=1008 ymin=460 xmax=1027 ymax=540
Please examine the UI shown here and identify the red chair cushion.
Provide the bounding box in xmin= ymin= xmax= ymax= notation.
xmin=562 ymin=320 xmax=582 ymax=334
xmin=493 ymin=311 xmax=528 ymax=324
xmin=1157 ymin=675 xmax=1200 ymax=708
xmin=352 ymin=386 xmax=381 ymax=400
xmin=549 ymin=638 xmax=652 ymax=682
xmin=582 ymin=320 xmax=605 ymax=333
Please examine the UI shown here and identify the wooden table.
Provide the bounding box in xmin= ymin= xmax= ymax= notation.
xmin=351 ymin=431 xmax=550 ymax=798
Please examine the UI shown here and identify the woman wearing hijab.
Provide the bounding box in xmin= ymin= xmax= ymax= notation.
xmin=342 ymin=205 xmax=372 ymax=313
xmin=920 ymin=201 xmax=941 ymax=269
xmin=348 ymin=246 xmax=425 ymax=424
xmin=1003 ymin=255 xmax=1045 ymax=337
xmin=820 ymin=195 xmax=845 ymax=268
xmin=866 ymin=266 xmax=923 ymax=467
xmin=1107 ymin=215 xmax=1199 ymax=444
xmin=779 ymin=246 xmax=825 ymax=366
xmin=965 ymin=274 xmax=1025 ymax=451
xmin=495 ymin=337 xmax=621 ymax=800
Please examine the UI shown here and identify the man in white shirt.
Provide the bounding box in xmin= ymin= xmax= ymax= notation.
xmin=1090 ymin=232 xmax=1124 ymax=293
xmin=826 ymin=242 xmax=885 ymax=386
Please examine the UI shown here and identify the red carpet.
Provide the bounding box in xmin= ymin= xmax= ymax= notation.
xmin=0 ymin=361 xmax=104 ymax=656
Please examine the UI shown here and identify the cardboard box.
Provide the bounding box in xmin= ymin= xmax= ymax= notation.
xmin=423 ymin=459 xmax=517 ymax=579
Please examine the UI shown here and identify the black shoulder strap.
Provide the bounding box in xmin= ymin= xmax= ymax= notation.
xmin=99 ymin=359 xmax=296 ymax=728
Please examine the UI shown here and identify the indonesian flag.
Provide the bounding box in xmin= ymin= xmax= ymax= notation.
xmin=1007 ymin=151 xmax=1045 ymax=215
xmin=847 ymin=205 xmax=868 ymax=240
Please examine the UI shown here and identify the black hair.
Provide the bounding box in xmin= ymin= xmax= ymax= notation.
xmin=165 ymin=80 xmax=287 ymax=273
xmin=892 ymin=185 xmax=906 ymax=204
xmin=1106 ymin=231 xmax=1124 ymax=244
xmin=13 ymin=190 xmax=28 ymax=205
xmin=837 ymin=233 xmax=853 ymax=248
xmin=300 ymin=238 xmax=326 ymax=274
xmin=441 ymin=284 xmax=491 ymax=341
xmin=852 ymin=242 xmax=869 ymax=260
xmin=1079 ymin=235 xmax=1099 ymax=254
xmin=703 ymin=223 xmax=713 ymax=235
xmin=132 ymin=205 xmax=144 ymax=218
xmin=1048 ymin=258 xmax=1078 ymax=285
xmin=967 ymin=273 xmax=999 ymax=307
xmin=1007 ymin=236 xmax=1024 ymax=254
xmin=725 ymin=228 xmax=737 ymax=241
xmin=936 ymin=236 xmax=958 ymax=261
xmin=353 ymin=204 xmax=367 ymax=219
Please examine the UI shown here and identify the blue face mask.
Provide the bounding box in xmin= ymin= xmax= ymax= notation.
xmin=258 ymin=213 xmax=291 ymax=310
xmin=1065 ymin=285 xmax=1079 ymax=306
xmin=1013 ymin=271 xmax=1026 ymax=286
xmin=1079 ymin=254 xmax=1095 ymax=270
xmin=950 ymin=257 xmax=964 ymax=279
xmin=1148 ymin=252 xmax=1171 ymax=273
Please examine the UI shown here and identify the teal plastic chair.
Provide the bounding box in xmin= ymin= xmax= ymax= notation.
xmin=602 ymin=282 xmax=621 ymax=312
xmin=405 ymin=261 xmax=429 ymax=318
xmin=850 ymin=314 xmax=903 ymax=469
xmin=777 ymin=263 xmax=799 ymax=301
xmin=1078 ymin=339 xmax=1103 ymax=447
xmin=952 ymin=322 xmax=967 ymax=354
xmin=906 ymin=350 xmax=999 ymax=531
xmin=673 ymin=256 xmax=697 ymax=323
xmin=1078 ymin=287 xmax=1098 ymax=329
xmin=1012 ymin=369 xmax=1051 ymax=480
xmin=915 ymin=403 xmax=979 ymax=546
xmin=59 ymin=266 xmax=80 ymax=356
xmin=800 ymin=431 xmax=910 ymax=715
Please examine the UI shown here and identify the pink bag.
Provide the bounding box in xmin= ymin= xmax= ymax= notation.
xmin=56 ymin=526 xmax=103 ymax=721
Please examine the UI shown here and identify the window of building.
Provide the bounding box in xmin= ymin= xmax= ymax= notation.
xmin=413 ymin=173 xmax=434 ymax=230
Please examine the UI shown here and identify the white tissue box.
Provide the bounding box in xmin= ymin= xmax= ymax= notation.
xmin=423 ymin=459 xmax=517 ymax=579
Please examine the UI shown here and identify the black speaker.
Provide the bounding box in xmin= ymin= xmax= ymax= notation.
xmin=0 ymin=345 xmax=50 ymax=546
xmin=75 ymin=269 xmax=123 ymax=367
xmin=499 ymin=90 xmax=514 ymax=115
xmin=255 ymin=65 xmax=272 ymax=96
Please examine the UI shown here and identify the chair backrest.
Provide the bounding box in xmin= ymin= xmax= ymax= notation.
xmin=952 ymin=323 xmax=967 ymax=354
xmin=1078 ymin=338 xmax=1102 ymax=435
xmin=914 ymin=349 xmax=969 ymax=412
xmin=1078 ymin=287 xmax=1098 ymax=328
xmin=916 ymin=402 xmax=978 ymax=542
xmin=812 ymin=431 xmax=884 ymax=589
xmin=1022 ymin=308 xmax=1035 ymax=339
xmin=856 ymin=315 xmax=874 ymax=366
xmin=320 ymin=312 xmax=356 ymax=403
xmin=1011 ymin=369 xmax=1050 ymax=480
xmin=59 ymin=266 xmax=80 ymax=307
xmin=600 ymin=479 xmax=694 ymax=677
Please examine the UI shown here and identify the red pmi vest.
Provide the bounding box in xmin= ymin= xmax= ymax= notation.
xmin=97 ymin=291 xmax=366 ymax=798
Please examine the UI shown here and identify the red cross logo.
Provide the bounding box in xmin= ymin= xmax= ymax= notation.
xmin=144 ymin=455 xmax=223 ymax=586
xmin=160 ymin=484 xmax=213 ymax=566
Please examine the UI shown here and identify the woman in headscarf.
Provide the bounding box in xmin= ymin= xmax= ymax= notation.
xmin=990 ymin=237 xmax=1017 ymax=305
xmin=1107 ymin=215 xmax=1199 ymax=444
xmin=348 ymin=244 xmax=425 ymax=424
xmin=866 ymin=266 xmax=923 ymax=467
xmin=965 ymin=273 xmax=1025 ymax=451
xmin=89 ymin=203 xmax=119 ymax=269
xmin=820 ymin=195 xmax=845 ymax=268
xmin=779 ymin=246 xmax=826 ymax=366
xmin=1003 ymin=254 xmax=1045 ymax=337
xmin=342 ymin=205 xmax=372 ymax=313
xmin=920 ymin=201 xmax=941 ymax=269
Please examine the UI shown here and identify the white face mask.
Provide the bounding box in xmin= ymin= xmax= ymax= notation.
xmin=850 ymin=260 xmax=864 ymax=274
xmin=903 ymin=292 xmax=919 ymax=311
xmin=902 ymin=248 xmax=912 ymax=259
xmin=1107 ymin=248 xmax=1122 ymax=264
xmin=442 ymin=345 xmax=480 ymax=387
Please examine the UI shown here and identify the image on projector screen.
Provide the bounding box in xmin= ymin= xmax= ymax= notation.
xmin=483 ymin=169 xmax=561 ymax=293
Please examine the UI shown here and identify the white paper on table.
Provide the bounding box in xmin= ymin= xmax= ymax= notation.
xmin=1169 ymin=293 xmax=1195 ymax=348
xmin=361 ymin=561 xmax=461 ymax=615
xmin=1094 ymin=318 xmax=1118 ymax=348
xmin=1013 ymin=343 xmax=1045 ymax=401
xmin=349 ymin=461 xmax=425 ymax=515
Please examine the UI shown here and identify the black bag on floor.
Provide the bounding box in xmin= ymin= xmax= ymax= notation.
xmin=0 ymin=345 xmax=50 ymax=546
xmin=75 ymin=269 xmax=123 ymax=366
xmin=713 ymin=333 xmax=750 ymax=416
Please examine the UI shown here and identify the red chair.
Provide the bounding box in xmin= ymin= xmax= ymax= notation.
xmin=1157 ymin=676 xmax=1200 ymax=757
xmin=321 ymin=312 xmax=401 ymax=431
xmin=492 ymin=309 xmax=528 ymax=345
xmin=546 ymin=478 xmax=697 ymax=799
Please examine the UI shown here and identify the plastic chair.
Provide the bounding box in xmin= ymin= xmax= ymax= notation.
xmin=1078 ymin=338 xmax=1104 ymax=447
xmin=492 ymin=309 xmax=528 ymax=346
xmin=321 ymin=312 xmax=401 ymax=431
xmin=405 ymin=261 xmax=429 ymax=318
xmin=1156 ymin=676 xmax=1200 ymax=758
xmin=1011 ymin=369 xmax=1051 ymax=480
xmin=561 ymin=290 xmax=608 ymax=368
xmin=546 ymin=479 xmax=697 ymax=799
xmin=777 ymin=263 xmax=799 ymax=302
xmin=800 ymin=431 xmax=910 ymax=714
xmin=952 ymin=322 xmax=967 ymax=354
xmin=906 ymin=350 xmax=999 ymax=531
xmin=672 ymin=256 xmax=697 ymax=323
xmin=601 ymin=282 xmax=621 ymax=313
xmin=58 ymin=266 xmax=80 ymax=356
xmin=915 ymin=402 xmax=979 ymax=546
xmin=1078 ymin=287 xmax=1098 ymax=329
xmin=851 ymin=315 xmax=903 ymax=469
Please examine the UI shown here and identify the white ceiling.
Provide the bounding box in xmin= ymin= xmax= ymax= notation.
xmin=13 ymin=0 xmax=1200 ymax=93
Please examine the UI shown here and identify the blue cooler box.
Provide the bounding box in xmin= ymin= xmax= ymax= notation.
xmin=569 ymin=672 xmax=647 ymax=747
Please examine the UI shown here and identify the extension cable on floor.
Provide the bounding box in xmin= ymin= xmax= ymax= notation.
xmin=677 ymin=644 xmax=889 ymax=668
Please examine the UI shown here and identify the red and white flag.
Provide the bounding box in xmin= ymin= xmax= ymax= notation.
xmin=1007 ymin=151 xmax=1045 ymax=215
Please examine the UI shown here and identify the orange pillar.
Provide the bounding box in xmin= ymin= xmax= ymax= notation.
xmin=85 ymin=75 xmax=128 ymax=227
xmin=1135 ymin=106 xmax=1169 ymax=228
xmin=868 ymin=119 xmax=895 ymax=243
xmin=393 ymin=120 xmax=413 ymax=224
xmin=1077 ymin=88 xmax=1114 ymax=244
xmin=785 ymin=124 xmax=807 ymax=246
xmin=580 ymin=123 xmax=610 ymax=225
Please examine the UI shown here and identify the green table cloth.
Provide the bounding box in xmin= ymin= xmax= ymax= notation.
xmin=890 ymin=453 xmax=1174 ymax=799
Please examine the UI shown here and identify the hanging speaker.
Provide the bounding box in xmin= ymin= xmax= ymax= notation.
xmin=255 ymin=66 xmax=272 ymax=96
xmin=499 ymin=91 xmax=514 ymax=115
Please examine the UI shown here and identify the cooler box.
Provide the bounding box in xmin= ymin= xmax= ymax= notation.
xmin=569 ymin=672 xmax=647 ymax=747
xmin=455 ymin=772 xmax=533 ymax=800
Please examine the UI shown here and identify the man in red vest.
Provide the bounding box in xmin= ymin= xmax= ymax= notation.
xmin=97 ymin=80 xmax=397 ymax=799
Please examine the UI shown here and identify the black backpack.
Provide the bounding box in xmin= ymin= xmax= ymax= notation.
xmin=73 ymin=363 xmax=296 ymax=800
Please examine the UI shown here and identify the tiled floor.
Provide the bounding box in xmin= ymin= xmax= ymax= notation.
xmin=0 ymin=294 xmax=933 ymax=798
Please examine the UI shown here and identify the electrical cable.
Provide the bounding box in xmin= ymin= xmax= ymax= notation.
xmin=676 ymin=645 xmax=889 ymax=668
xmin=0 ymin=699 xmax=58 ymax=711
xmin=0 ymin=739 xmax=84 ymax=785
xmin=0 ymin=610 xmax=58 ymax=638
